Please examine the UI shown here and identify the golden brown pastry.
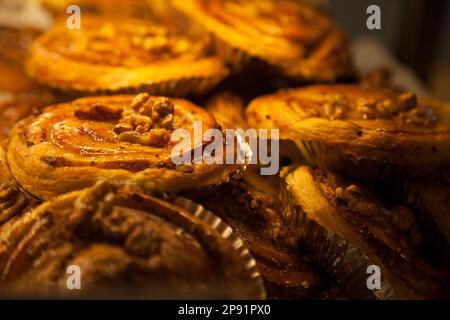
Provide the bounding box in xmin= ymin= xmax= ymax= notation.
xmin=7 ymin=93 xmax=244 ymax=200
xmin=186 ymin=180 xmax=328 ymax=299
xmin=42 ymin=0 xmax=151 ymax=18
xmin=0 ymin=181 xmax=263 ymax=298
xmin=205 ymin=91 xmax=247 ymax=130
xmin=27 ymin=17 xmax=228 ymax=96
xmin=247 ymin=85 xmax=450 ymax=179
xmin=281 ymin=166 xmax=449 ymax=299
xmin=205 ymin=92 xmax=280 ymax=198
xmin=171 ymin=0 xmax=352 ymax=81
xmin=0 ymin=146 xmax=38 ymax=224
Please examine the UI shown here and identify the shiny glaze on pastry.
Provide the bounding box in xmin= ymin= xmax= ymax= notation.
xmin=172 ymin=0 xmax=352 ymax=81
xmin=281 ymin=166 xmax=449 ymax=299
xmin=0 ymin=181 xmax=260 ymax=298
xmin=7 ymin=93 xmax=243 ymax=200
xmin=247 ymin=85 xmax=450 ymax=179
xmin=27 ymin=17 xmax=228 ymax=95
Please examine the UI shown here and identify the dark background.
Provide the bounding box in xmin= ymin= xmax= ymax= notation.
xmin=327 ymin=0 xmax=450 ymax=100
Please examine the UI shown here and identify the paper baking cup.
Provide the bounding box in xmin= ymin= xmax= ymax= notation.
xmin=46 ymin=73 xmax=227 ymax=98
xmin=279 ymin=177 xmax=396 ymax=300
xmin=171 ymin=196 xmax=267 ymax=300
xmin=212 ymin=37 xmax=254 ymax=72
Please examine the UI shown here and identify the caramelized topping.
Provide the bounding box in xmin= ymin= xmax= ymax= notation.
xmin=114 ymin=93 xmax=174 ymax=147
xmin=282 ymin=86 xmax=439 ymax=126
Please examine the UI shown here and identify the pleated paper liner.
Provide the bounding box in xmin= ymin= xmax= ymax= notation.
xmin=278 ymin=167 xmax=395 ymax=300
xmin=36 ymin=72 xmax=228 ymax=99
xmin=171 ymin=196 xmax=267 ymax=300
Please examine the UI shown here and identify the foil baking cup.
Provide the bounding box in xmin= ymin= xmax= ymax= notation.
xmin=171 ymin=196 xmax=267 ymax=300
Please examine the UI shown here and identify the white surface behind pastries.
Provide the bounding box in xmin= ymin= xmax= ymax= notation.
xmin=0 ymin=0 xmax=52 ymax=30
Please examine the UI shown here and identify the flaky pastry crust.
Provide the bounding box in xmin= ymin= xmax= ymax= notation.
xmin=27 ymin=17 xmax=228 ymax=96
xmin=7 ymin=94 xmax=243 ymax=200
xmin=0 ymin=182 xmax=260 ymax=298
xmin=0 ymin=147 xmax=37 ymax=224
xmin=247 ymin=85 xmax=450 ymax=179
xmin=172 ymin=0 xmax=352 ymax=81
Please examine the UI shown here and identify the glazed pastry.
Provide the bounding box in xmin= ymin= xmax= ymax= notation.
xmin=403 ymin=179 xmax=450 ymax=262
xmin=247 ymin=85 xmax=450 ymax=179
xmin=206 ymin=91 xmax=247 ymax=130
xmin=7 ymin=93 xmax=245 ymax=200
xmin=42 ymin=0 xmax=151 ymax=18
xmin=0 ymin=181 xmax=263 ymax=298
xmin=187 ymin=180 xmax=329 ymax=299
xmin=280 ymin=166 xmax=449 ymax=299
xmin=27 ymin=17 xmax=228 ymax=96
xmin=172 ymin=0 xmax=352 ymax=81
xmin=0 ymin=147 xmax=37 ymax=224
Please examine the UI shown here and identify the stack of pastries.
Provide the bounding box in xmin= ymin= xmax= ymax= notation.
xmin=0 ymin=0 xmax=449 ymax=299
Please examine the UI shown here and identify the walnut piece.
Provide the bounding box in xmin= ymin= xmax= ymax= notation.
xmin=114 ymin=93 xmax=174 ymax=147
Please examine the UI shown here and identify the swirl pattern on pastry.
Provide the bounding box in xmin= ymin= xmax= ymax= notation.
xmin=172 ymin=0 xmax=352 ymax=81
xmin=26 ymin=17 xmax=228 ymax=95
xmin=0 ymin=181 xmax=261 ymax=298
xmin=0 ymin=147 xmax=37 ymax=224
xmin=247 ymin=85 xmax=450 ymax=179
xmin=7 ymin=93 xmax=243 ymax=200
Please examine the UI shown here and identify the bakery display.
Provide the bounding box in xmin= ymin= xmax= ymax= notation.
xmin=280 ymin=166 xmax=449 ymax=299
xmin=247 ymin=85 xmax=450 ymax=179
xmin=0 ymin=181 xmax=264 ymax=298
xmin=171 ymin=0 xmax=352 ymax=81
xmin=27 ymin=17 xmax=228 ymax=96
xmin=7 ymin=93 xmax=243 ymax=200
xmin=0 ymin=0 xmax=448 ymax=300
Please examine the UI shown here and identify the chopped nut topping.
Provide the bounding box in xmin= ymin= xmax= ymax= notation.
xmin=114 ymin=93 xmax=175 ymax=147
xmin=399 ymin=107 xmax=438 ymax=126
xmin=301 ymin=90 xmax=438 ymax=125
xmin=320 ymin=93 xmax=348 ymax=120
xmin=336 ymin=185 xmax=379 ymax=217
xmin=336 ymin=184 xmax=422 ymax=248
